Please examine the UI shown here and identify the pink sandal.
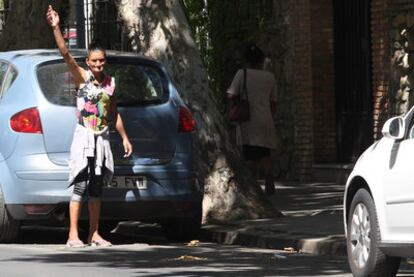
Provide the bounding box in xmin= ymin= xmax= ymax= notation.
xmin=66 ymin=239 xmax=86 ymax=248
xmin=89 ymin=239 xmax=112 ymax=247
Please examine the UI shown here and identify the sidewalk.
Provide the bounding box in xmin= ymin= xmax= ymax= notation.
xmin=201 ymin=181 xmax=347 ymax=256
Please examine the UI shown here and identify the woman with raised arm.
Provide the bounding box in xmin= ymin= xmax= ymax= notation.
xmin=46 ymin=5 xmax=133 ymax=247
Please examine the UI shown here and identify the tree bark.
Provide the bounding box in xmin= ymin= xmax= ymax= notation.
xmin=117 ymin=0 xmax=279 ymax=222
xmin=0 ymin=0 xmax=63 ymax=51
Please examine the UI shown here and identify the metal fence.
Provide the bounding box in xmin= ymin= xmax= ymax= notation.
xmin=0 ymin=0 xmax=9 ymax=36
xmin=0 ymin=8 xmax=7 ymax=35
xmin=62 ymin=0 xmax=131 ymax=51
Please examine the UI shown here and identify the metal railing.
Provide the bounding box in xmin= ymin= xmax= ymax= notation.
xmin=62 ymin=0 xmax=131 ymax=51
xmin=0 ymin=8 xmax=8 ymax=35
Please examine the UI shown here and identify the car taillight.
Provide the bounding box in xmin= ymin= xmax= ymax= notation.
xmin=10 ymin=107 xmax=43 ymax=134
xmin=178 ymin=107 xmax=196 ymax=132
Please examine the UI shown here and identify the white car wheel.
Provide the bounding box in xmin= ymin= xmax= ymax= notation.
xmin=349 ymin=202 xmax=371 ymax=269
xmin=347 ymin=188 xmax=400 ymax=277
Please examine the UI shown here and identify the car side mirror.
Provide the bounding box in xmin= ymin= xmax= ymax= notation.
xmin=382 ymin=116 xmax=405 ymax=140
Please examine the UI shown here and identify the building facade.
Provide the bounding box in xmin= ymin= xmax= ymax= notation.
xmin=291 ymin=0 xmax=414 ymax=180
xmin=207 ymin=0 xmax=414 ymax=181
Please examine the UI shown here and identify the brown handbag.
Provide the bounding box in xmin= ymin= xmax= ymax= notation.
xmin=228 ymin=68 xmax=250 ymax=122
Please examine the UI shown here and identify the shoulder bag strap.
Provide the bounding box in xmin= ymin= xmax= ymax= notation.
xmin=242 ymin=68 xmax=248 ymax=100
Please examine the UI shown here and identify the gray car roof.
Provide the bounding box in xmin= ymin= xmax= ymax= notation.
xmin=0 ymin=49 xmax=157 ymax=64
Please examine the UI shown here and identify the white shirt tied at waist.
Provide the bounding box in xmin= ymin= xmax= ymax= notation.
xmin=68 ymin=124 xmax=114 ymax=186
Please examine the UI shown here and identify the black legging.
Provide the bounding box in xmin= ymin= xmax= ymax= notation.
xmin=71 ymin=157 xmax=104 ymax=202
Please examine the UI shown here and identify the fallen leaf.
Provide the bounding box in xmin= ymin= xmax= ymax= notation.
xmin=173 ymin=255 xmax=207 ymax=261
xmin=187 ymin=240 xmax=200 ymax=246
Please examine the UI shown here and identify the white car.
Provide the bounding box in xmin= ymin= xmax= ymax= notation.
xmin=344 ymin=107 xmax=414 ymax=276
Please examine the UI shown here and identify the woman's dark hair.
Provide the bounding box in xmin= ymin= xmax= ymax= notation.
xmin=87 ymin=41 xmax=106 ymax=58
xmin=244 ymin=43 xmax=265 ymax=66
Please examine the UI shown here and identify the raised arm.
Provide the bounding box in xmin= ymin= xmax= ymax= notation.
xmin=46 ymin=5 xmax=86 ymax=88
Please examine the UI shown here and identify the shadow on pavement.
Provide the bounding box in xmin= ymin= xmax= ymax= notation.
xmin=271 ymin=182 xmax=344 ymax=214
xmin=1 ymin=243 xmax=355 ymax=277
xmin=16 ymin=222 xmax=168 ymax=245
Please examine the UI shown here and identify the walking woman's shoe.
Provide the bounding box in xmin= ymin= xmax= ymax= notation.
xmin=264 ymin=175 xmax=275 ymax=196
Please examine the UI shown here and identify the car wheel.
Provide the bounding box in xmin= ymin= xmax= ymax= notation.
xmin=161 ymin=208 xmax=202 ymax=242
xmin=0 ymin=186 xmax=20 ymax=242
xmin=347 ymin=188 xmax=400 ymax=277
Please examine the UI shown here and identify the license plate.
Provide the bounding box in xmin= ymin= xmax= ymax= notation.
xmin=108 ymin=176 xmax=147 ymax=189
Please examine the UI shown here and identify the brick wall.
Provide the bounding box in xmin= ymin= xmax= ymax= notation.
xmin=291 ymin=0 xmax=314 ymax=180
xmin=387 ymin=1 xmax=414 ymax=118
xmin=291 ymin=0 xmax=336 ymax=180
xmin=310 ymin=1 xmax=336 ymax=162
xmin=289 ymin=0 xmax=407 ymax=179
xmin=371 ymin=0 xmax=390 ymax=139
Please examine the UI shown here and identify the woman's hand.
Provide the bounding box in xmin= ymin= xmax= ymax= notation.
xmin=123 ymin=138 xmax=133 ymax=158
xmin=46 ymin=5 xmax=60 ymax=28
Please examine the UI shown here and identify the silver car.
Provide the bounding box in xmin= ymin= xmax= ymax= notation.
xmin=0 ymin=49 xmax=202 ymax=242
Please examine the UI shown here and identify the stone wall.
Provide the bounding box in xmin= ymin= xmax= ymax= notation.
xmin=208 ymin=0 xmax=295 ymax=178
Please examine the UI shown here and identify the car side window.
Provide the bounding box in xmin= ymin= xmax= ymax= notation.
xmin=1 ymin=66 xmax=18 ymax=98
xmin=0 ymin=62 xmax=8 ymax=98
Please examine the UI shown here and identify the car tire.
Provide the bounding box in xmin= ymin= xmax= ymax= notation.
xmin=161 ymin=207 xmax=202 ymax=242
xmin=0 ymin=186 xmax=20 ymax=242
xmin=347 ymin=188 xmax=400 ymax=277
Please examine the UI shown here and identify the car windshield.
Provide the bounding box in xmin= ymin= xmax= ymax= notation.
xmin=36 ymin=59 xmax=168 ymax=107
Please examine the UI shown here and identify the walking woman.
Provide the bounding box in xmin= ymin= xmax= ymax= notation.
xmin=227 ymin=44 xmax=277 ymax=195
xmin=46 ymin=5 xmax=132 ymax=247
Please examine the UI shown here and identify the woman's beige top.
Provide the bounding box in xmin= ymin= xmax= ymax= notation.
xmin=227 ymin=68 xmax=277 ymax=149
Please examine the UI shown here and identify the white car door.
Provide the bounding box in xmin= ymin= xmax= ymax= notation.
xmin=383 ymin=114 xmax=414 ymax=240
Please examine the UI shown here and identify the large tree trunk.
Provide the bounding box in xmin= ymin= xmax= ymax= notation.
xmin=0 ymin=0 xmax=64 ymax=51
xmin=117 ymin=0 xmax=279 ymax=222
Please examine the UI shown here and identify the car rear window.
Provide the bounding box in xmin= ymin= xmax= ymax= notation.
xmin=37 ymin=59 xmax=168 ymax=107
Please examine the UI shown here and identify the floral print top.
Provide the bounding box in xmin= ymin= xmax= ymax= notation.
xmin=76 ymin=71 xmax=115 ymax=132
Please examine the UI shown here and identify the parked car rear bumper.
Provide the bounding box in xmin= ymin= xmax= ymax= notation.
xmin=1 ymin=151 xmax=199 ymax=204
xmin=6 ymin=192 xmax=202 ymax=221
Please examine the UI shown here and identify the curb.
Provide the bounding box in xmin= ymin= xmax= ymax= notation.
xmin=200 ymin=224 xmax=347 ymax=257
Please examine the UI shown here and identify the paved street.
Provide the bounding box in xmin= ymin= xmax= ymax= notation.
xmin=1 ymin=227 xmax=353 ymax=277
xmin=0 ymin=224 xmax=412 ymax=277
xmin=0 ymin=244 xmax=353 ymax=277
